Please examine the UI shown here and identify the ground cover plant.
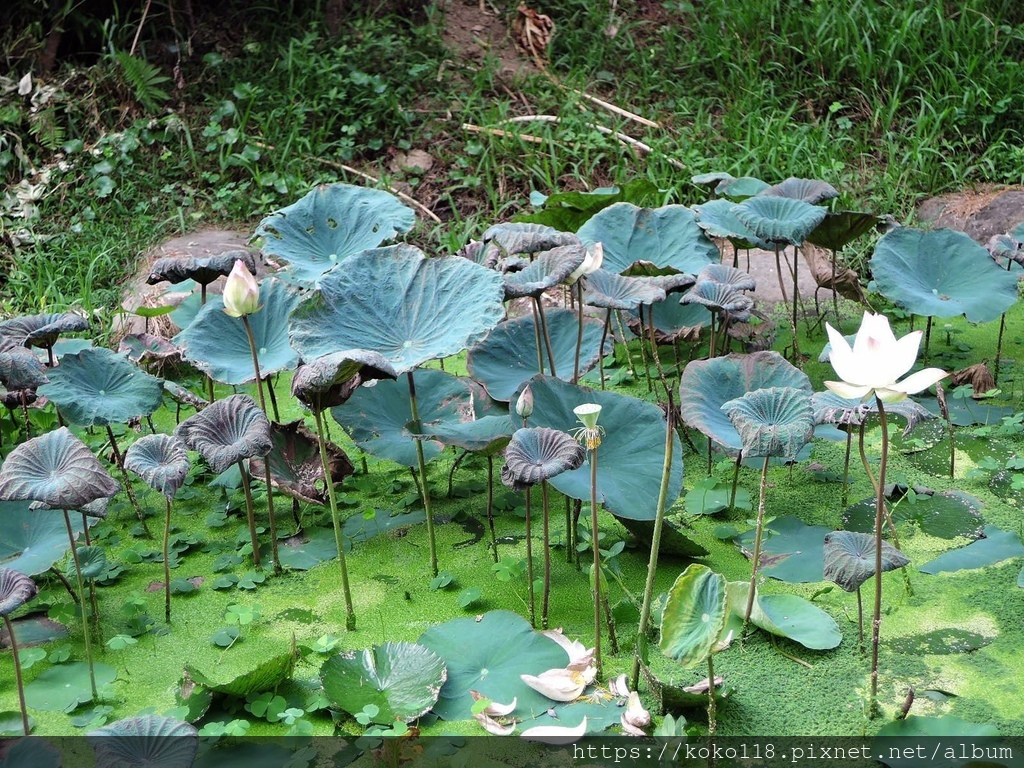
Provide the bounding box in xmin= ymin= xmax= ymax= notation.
xmin=2 ymin=0 xmax=1024 ymax=755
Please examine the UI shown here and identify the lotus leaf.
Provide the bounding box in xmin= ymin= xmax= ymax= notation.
xmin=616 ymin=517 xmax=708 ymax=558
xmin=174 ymin=278 xmax=300 ymax=385
xmin=0 ymin=350 xmax=46 ymax=391
xmin=254 ymin=183 xmax=415 ymax=285
xmin=147 ymin=251 xmax=256 ymax=286
xmin=721 ymin=386 xmax=814 ymax=459
xmin=823 ymin=531 xmax=910 ymax=592
xmin=918 ymin=395 xmax=1013 ymax=427
xmin=731 ymin=196 xmax=827 ymax=246
xmin=875 ymin=716 xmax=1001 ymax=768
xmin=116 ymin=333 xmax=180 ymax=364
xmin=695 ymin=264 xmax=756 ymax=292
xmin=636 ymin=299 xmax=713 ymax=341
xmin=174 ymin=394 xmax=272 ymax=474
xmin=89 ymin=715 xmax=198 ymax=768
xmin=24 ymin=661 xmax=116 ymax=711
xmin=0 ymin=569 xmax=36 ymax=617
xmin=520 ymin=699 xmax=622 ymax=733
xmin=919 ymin=525 xmax=1024 ymax=574
xmin=73 ymin=546 xmax=107 ymax=580
xmin=467 ymin=310 xmax=608 ymax=402
xmin=344 ymin=509 xmax=426 ymax=543
xmin=692 ymin=199 xmax=769 ymax=250
xmin=321 ymin=641 xmax=447 ymax=724
xmin=520 ymin=376 xmax=683 ymax=521
xmin=186 ymin=647 xmax=295 ymax=697
xmin=162 ymin=381 xmax=207 ymax=412
xmin=518 ymin=179 xmax=661 ymax=232
xmin=680 ymin=281 xmax=754 ymax=320
xmin=273 ymin=527 xmax=340 ymax=570
xmin=249 ymin=420 xmax=353 ymax=505
xmin=582 ymin=269 xmax=667 ymax=309
xmin=482 ymin=222 xmax=580 ymax=259
xmin=0 ymin=502 xmax=94 ymax=575
xmin=37 ymin=348 xmax=163 ymax=426
xmin=843 ymin=489 xmax=984 ymax=540
xmin=659 ymin=564 xmax=727 ymax=668
xmin=811 ymin=390 xmax=934 ymax=437
xmin=577 ymin=203 xmax=719 ymax=274
xmin=0 ymin=313 xmax=89 ymax=349
xmin=734 ymin=516 xmax=829 ymax=583
xmin=749 ymin=594 xmax=842 ymax=650
xmin=417 ymin=610 xmax=569 ymax=720
xmin=692 ymin=171 xmax=734 ymax=187
xmin=807 ymin=211 xmax=880 ymax=251
xmin=0 ymin=428 xmax=120 ymax=510
xmin=715 ymin=176 xmax=771 ymax=199
xmin=870 ymin=228 xmax=1019 ymax=323
xmin=501 ymin=244 xmax=587 ymax=299
xmin=289 ymin=245 xmax=505 ymax=374
xmin=501 ymin=427 xmax=585 ymax=490
xmin=418 ymin=414 xmax=516 ymax=456
xmin=124 ymin=434 xmax=190 ymax=499
xmin=679 ymin=352 xmax=811 ymax=457
xmin=759 ymin=177 xmax=839 ymax=205
xmin=291 ymin=350 xmax=397 ymax=411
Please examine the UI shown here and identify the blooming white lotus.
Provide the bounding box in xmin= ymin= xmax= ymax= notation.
xmin=567 ymin=242 xmax=603 ymax=284
xmin=222 ymin=259 xmax=261 ymax=318
xmin=824 ymin=312 xmax=947 ymax=403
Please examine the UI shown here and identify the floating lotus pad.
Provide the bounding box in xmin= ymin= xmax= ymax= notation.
xmin=721 ymin=386 xmax=815 ymax=459
xmin=254 ymin=183 xmax=415 ymax=286
xmin=501 ymin=244 xmax=587 ymax=299
xmin=759 ymin=177 xmax=839 ymax=205
xmin=919 ymin=525 xmax=1024 ymax=574
xmin=731 ymin=196 xmax=827 ymax=246
xmin=500 ymin=427 xmax=585 ymax=490
xmin=249 ymin=420 xmax=353 ymax=506
xmin=843 ymin=490 xmax=984 ymax=541
xmin=749 ymin=593 xmax=842 ymax=650
xmin=823 ymin=531 xmax=911 ymax=592
xmin=289 ymin=245 xmax=505 ymax=375
xmin=24 ymin=662 xmax=116 ymax=711
xmin=124 ymin=434 xmax=191 ymax=499
xmin=174 ymin=395 xmax=272 ymax=474
xmin=0 ymin=502 xmax=95 ymax=575
xmin=147 ymin=251 xmax=256 ymax=286
xmin=733 ymin=516 xmax=830 ymax=583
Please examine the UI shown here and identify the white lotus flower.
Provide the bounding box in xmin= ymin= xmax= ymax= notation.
xmin=521 ymin=667 xmax=595 ymax=702
xmin=520 ymin=716 xmax=588 ymax=744
xmin=222 ymin=260 xmax=261 ymax=318
xmin=568 ymin=242 xmax=603 ymax=284
xmin=824 ymin=312 xmax=947 ymax=404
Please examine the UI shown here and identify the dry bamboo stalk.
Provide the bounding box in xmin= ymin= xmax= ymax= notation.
xmin=461 ymin=123 xmax=547 ymax=144
xmin=569 ymin=89 xmax=661 ymax=128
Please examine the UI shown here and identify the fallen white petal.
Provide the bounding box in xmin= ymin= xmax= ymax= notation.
xmin=521 ymin=668 xmax=586 ymax=702
xmin=620 ymin=713 xmax=646 ymax=736
xmin=470 ymin=690 xmax=518 ymax=717
xmin=608 ymin=673 xmax=630 ymax=698
xmin=623 ymin=691 xmax=650 ymax=729
xmin=521 ymin=716 xmax=588 ymax=744
xmin=541 ymin=628 xmax=593 ymax=667
xmin=475 ymin=711 xmax=516 ymax=736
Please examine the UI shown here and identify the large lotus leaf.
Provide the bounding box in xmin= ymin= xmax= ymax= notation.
xmin=680 ymin=281 xmax=754 ymax=319
xmin=823 ymin=531 xmax=910 ymax=592
xmin=89 ymin=715 xmax=198 ymax=768
xmin=254 ymin=183 xmax=415 ymax=285
xmin=732 ymin=197 xmax=827 ymax=246
xmin=749 ymin=594 xmax=842 ymax=650
xmin=715 ymin=176 xmax=771 ymax=200
xmin=522 ymin=376 xmax=683 ymax=521
xmin=467 ymin=310 xmax=608 ymax=402
xmin=124 ymin=433 xmax=191 ymax=499
xmin=870 ymin=228 xmax=1019 ymax=323
xmin=174 ymin=278 xmax=300 ymax=385
xmin=417 ymin=610 xmax=569 ymax=720
xmin=919 ymin=525 xmax=1024 ymax=575
xmin=332 ymin=369 xmax=475 ymax=467
xmin=482 ymin=222 xmax=580 ymax=257
xmin=147 ymin=251 xmax=256 ymax=286
xmin=186 ymin=648 xmax=295 ymax=698
xmin=918 ymin=395 xmax=1014 ymax=427
xmin=0 ymin=502 xmax=94 ymax=575
xmin=249 ymin=420 xmax=353 ymax=505
xmin=811 ymin=390 xmax=935 ymax=436
xmin=502 ymin=244 xmax=587 ymax=299
xmin=679 ymin=352 xmax=812 ymax=457
xmin=321 ymin=641 xmax=447 ymax=724
xmin=0 ymin=568 xmax=37 ymax=617
xmin=344 ymin=509 xmax=426 ymax=543
xmin=273 ymin=526 xmax=339 ymax=570
xmin=636 ymin=298 xmax=713 ymax=341
xmin=0 ymin=427 xmax=119 ymax=510
xmin=876 ymin=714 xmax=1000 ymax=740
xmin=843 ymin=490 xmax=984 ymax=541
xmin=659 ymin=564 xmax=727 ymax=668
xmin=291 ymin=350 xmax=397 ymax=411
xmin=692 ymin=199 xmax=769 ymax=250
xmin=577 ymin=203 xmax=719 ymax=274
xmin=37 ymin=348 xmax=163 ymax=426
xmin=501 ymin=427 xmax=585 ymax=490
xmin=289 ymin=245 xmax=505 ymax=374
xmin=117 ymin=333 xmax=180 ymax=365
xmin=24 ymin=661 xmax=116 ymax=711
xmin=759 ymin=177 xmax=839 ymax=205
xmin=0 ymin=312 xmax=89 ymax=349
xmin=174 ymin=394 xmax=272 ymax=473
xmin=807 ymin=210 xmax=880 ymax=251
xmin=721 ymin=386 xmax=814 ymax=459
xmin=734 ymin=516 xmax=829 ymax=583
xmin=695 ymin=263 xmax=757 ymax=292
xmin=419 ymin=414 xmax=516 ymax=456
xmin=0 ymin=350 xmax=47 ymax=390
xmin=582 ymin=269 xmax=667 ymax=309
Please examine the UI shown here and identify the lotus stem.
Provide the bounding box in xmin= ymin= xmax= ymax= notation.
xmin=20 ymin=391 xmax=30 ymax=439
xmin=598 ymin=309 xmax=612 ymax=390
xmin=541 ymin=481 xmax=552 ymax=629
xmin=743 ymin=456 xmax=772 ymax=630
xmin=313 ymin=408 xmax=356 ymax=631
xmin=486 ymin=456 xmax=499 ymax=563
xmin=590 ymin=445 xmax=602 ymax=678
xmin=729 ymin=452 xmax=742 ymax=510
xmin=200 ymin=286 xmax=216 ymax=404
xmin=531 ymin=300 xmax=546 ymax=375
xmin=534 ymin=297 xmax=557 ymax=378
xmin=104 ymin=425 xmax=150 ymax=536
xmin=564 ymin=494 xmax=573 ymax=563
xmin=573 ymin=283 xmax=584 ymax=383
xmin=830 ymin=248 xmax=840 ymax=322
xmin=631 ymin=400 xmax=676 ymax=689
xmin=856 ymin=585 xmax=864 ymax=652
xmin=49 ymin=565 xmax=77 ymax=603
xmin=791 ymin=245 xmax=800 ymax=355
xmin=857 ymin=423 xmax=910 ymax=596
xmin=707 ymin=654 xmax=717 ymax=740
xmin=163 ymin=496 xmax=172 ymax=624
xmin=842 ymin=429 xmax=853 ymax=508
xmin=995 ymin=259 xmax=1012 ymax=384
xmin=266 ymin=374 xmax=281 ymax=422
xmin=602 ymin=590 xmax=619 ymax=654
xmin=924 ymin=317 xmax=932 ymax=360
xmin=647 ymin=304 xmax=671 ymax=404
xmin=407 ymin=372 xmax=439 ymax=578
xmin=3 ymin=615 xmax=30 ymax=734
xmin=61 ymin=509 xmax=97 ymax=699
xmin=525 ymin=486 xmax=536 ymax=627
xmin=869 ymin=396 xmax=890 ymax=718
xmin=236 ymin=461 xmax=263 ymax=570
xmin=773 ymin=244 xmax=788 ymax=304
xmin=613 ymin=311 xmax=635 ymax=378
xmin=636 ymin=310 xmax=653 ymax=393
xmin=572 ymin=499 xmax=582 ymax=569
xmin=708 ymin=314 xmax=716 ymax=360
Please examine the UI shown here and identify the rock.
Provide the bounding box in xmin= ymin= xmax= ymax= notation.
xmin=389 ymin=149 xmax=434 ymax=175
xmin=916 ymin=186 xmax=1024 ymax=244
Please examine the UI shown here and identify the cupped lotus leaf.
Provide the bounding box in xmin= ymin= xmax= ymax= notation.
xmin=0 ymin=312 xmax=89 ymax=349
xmin=417 ymin=610 xmax=570 ymax=720
xmin=811 ymin=390 xmax=935 ymax=437
xmin=117 ymin=333 xmax=180 ymax=365
xmin=0 ymin=427 xmax=119 ymax=510
xmin=174 ymin=394 xmax=272 ymax=474
xmin=823 ymin=530 xmax=910 ymax=592
xmin=0 ymin=350 xmax=47 ymax=390
xmin=73 ymin=546 xmax=107 ymax=580
xmin=715 ymin=176 xmax=771 ymax=200
xmin=680 ymin=281 xmax=754 ymax=320
xmin=759 ymin=177 xmax=839 ymax=205
xmin=89 ymin=715 xmax=198 ymax=768
xmin=577 ymin=203 xmax=719 ymax=275
xmin=249 ymin=420 xmax=353 ymax=505
xmin=732 ymin=196 xmax=827 ymax=246
xmin=467 ymin=310 xmax=608 ymax=402
xmin=253 ymin=183 xmax=415 ymax=285
xmin=174 ymin=278 xmax=300 ymax=385
xmin=635 ymin=300 xmax=713 ymax=342
xmin=37 ymin=348 xmax=164 ymax=426
xmin=501 ymin=427 xmax=585 ymax=490
xmin=679 ymin=352 xmax=811 ymax=457
xmin=321 ymin=641 xmax=447 ymax=724
xmin=734 ymin=516 xmax=829 ymax=583
xmin=124 ymin=434 xmax=191 ymax=499
xmin=455 ymin=240 xmax=489 ymax=266
xmin=501 ymin=244 xmax=587 ymax=299
xmin=0 ymin=502 xmax=94 ymax=575
xmin=147 ymin=251 xmax=256 ymax=286
xmin=0 ymin=568 xmax=37 ymax=617
xmin=721 ymin=386 xmax=814 ymax=459
xmin=870 ymin=228 xmax=1019 ymax=323
xmin=807 ymin=210 xmax=880 ymax=251
xmin=695 ymin=263 xmax=756 ymax=292
xmin=520 ymin=376 xmax=683 ymax=521
xmin=482 ymin=222 xmax=580 ymax=260
xmin=919 ymin=525 xmax=1024 ymax=574
xmin=419 ymin=414 xmax=516 ymax=456
xmin=692 ymin=199 xmax=768 ymax=250
xmin=659 ymin=564 xmax=728 ymax=668
xmin=291 ymin=350 xmax=397 ymax=411
xmin=24 ymin=661 xmax=116 ymax=711
xmin=843 ymin=490 xmax=984 ymax=541
xmin=582 ymin=269 xmax=667 ymax=310
xmin=749 ymin=594 xmax=842 ymax=650
xmin=289 ymin=245 xmax=505 ymax=374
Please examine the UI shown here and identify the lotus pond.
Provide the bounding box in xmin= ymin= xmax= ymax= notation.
xmin=1 ymin=179 xmax=1023 ymax=748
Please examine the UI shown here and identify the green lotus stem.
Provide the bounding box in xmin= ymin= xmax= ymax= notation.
xmin=407 ymin=371 xmax=439 ymax=578
xmin=743 ymin=455 xmax=772 ymax=630
xmin=565 ymin=494 xmax=573 ymax=563
xmin=869 ymin=396 xmax=890 ymax=718
xmin=590 ymin=445 xmax=602 ymax=678
xmin=573 ymin=282 xmax=584 ymax=383
xmin=924 ymin=316 xmax=932 ymax=360
xmin=613 ymin=311 xmax=635 ymax=377
xmin=525 ymin=486 xmax=536 ymax=628
xmin=20 ymin=391 xmax=31 ymax=439
xmin=598 ymin=308 xmax=612 ymax=390
xmin=856 ymin=585 xmax=864 ymax=652
xmin=314 ymin=407 xmax=356 ymax=631
xmin=486 ymin=456 xmax=499 ymax=563
xmin=541 ymin=481 xmax=552 ymax=629
xmin=61 ymin=509 xmax=97 ymax=699
xmin=647 ymin=304 xmax=671 ymax=404
xmin=830 ymin=248 xmax=840 ymax=323
xmin=236 ymin=461 xmax=262 ymax=570
xmin=163 ymin=496 xmax=172 ymax=624
xmin=104 ymin=425 xmax=151 ymax=535
xmin=636 ymin=310 xmax=653 ymax=393
xmin=791 ymin=244 xmax=800 ymax=357
xmin=841 ymin=429 xmax=853 ymax=508
xmin=857 ymin=423 xmax=906 ymax=554
xmin=773 ymin=244 xmax=788 ymax=303
xmin=707 ymin=654 xmax=717 ymax=739
xmin=530 ymin=300 xmax=547 ymax=375
xmin=729 ymin=452 xmax=742 ymax=510
xmin=631 ymin=401 xmax=675 ymax=690
xmin=266 ymin=374 xmax=281 ymax=422
xmin=534 ymin=297 xmax=558 ymax=378
xmin=995 ymin=260 xmax=1012 ymax=384
xmin=708 ymin=314 xmax=716 ymax=360
xmin=200 ymin=286 xmax=216 ymax=404
xmin=3 ymin=614 xmax=30 ymax=734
